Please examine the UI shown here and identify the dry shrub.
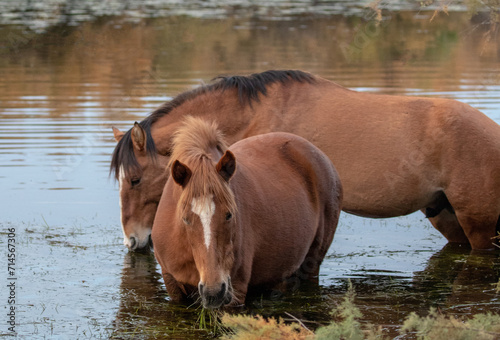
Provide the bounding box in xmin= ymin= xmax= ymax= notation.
xmin=222 ymin=281 xmax=500 ymax=340
xmin=401 ymin=308 xmax=500 ymax=340
xmin=221 ymin=314 xmax=313 ymax=340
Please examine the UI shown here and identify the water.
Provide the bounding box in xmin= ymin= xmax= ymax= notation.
xmin=0 ymin=2 xmax=499 ymax=338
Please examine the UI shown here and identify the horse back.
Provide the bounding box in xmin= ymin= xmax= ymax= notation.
xmin=266 ymin=79 xmax=500 ymax=217
xmin=232 ymin=132 xmax=342 ymax=213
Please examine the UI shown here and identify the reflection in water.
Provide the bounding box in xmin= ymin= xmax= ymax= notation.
xmin=0 ymin=0 xmax=474 ymax=31
xmin=325 ymin=245 xmax=499 ymax=338
xmin=113 ymin=252 xmax=164 ymax=335
xmin=109 ymin=245 xmax=500 ymax=339
xmin=440 ymin=248 xmax=500 ymax=315
xmin=0 ymin=11 xmax=499 ymax=102
xmin=415 ymin=244 xmax=500 ymax=314
xmin=112 ymin=252 xmax=216 ymax=339
xmin=0 ymin=5 xmax=499 ymax=338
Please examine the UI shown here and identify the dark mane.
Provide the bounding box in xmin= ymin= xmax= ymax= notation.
xmin=110 ymin=70 xmax=316 ymax=180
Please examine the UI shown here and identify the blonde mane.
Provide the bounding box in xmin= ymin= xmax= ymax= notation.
xmin=169 ymin=116 xmax=237 ymax=220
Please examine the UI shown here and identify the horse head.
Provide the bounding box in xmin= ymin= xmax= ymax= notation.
xmin=112 ymin=122 xmax=169 ymax=251
xmin=171 ymin=148 xmax=237 ymax=309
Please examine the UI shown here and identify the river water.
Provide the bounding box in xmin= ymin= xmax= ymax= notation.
xmin=0 ymin=1 xmax=499 ymax=338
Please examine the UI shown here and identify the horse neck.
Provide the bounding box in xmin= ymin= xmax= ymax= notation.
xmin=149 ymin=85 xmax=296 ymax=153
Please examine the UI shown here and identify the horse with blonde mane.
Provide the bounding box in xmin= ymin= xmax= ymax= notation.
xmin=151 ymin=117 xmax=342 ymax=308
xmin=112 ymin=70 xmax=500 ymax=251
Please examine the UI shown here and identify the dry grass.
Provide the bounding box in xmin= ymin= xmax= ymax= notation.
xmin=222 ymin=281 xmax=500 ymax=340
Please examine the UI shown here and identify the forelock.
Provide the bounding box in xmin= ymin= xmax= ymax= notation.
xmin=176 ymin=157 xmax=237 ymax=221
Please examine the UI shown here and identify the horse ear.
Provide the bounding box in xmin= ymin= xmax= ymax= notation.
xmin=171 ymin=160 xmax=192 ymax=188
xmin=131 ymin=122 xmax=146 ymax=152
xmin=112 ymin=126 xmax=125 ymax=143
xmin=216 ymin=150 xmax=236 ymax=182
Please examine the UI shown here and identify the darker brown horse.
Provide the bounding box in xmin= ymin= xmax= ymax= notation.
xmin=151 ymin=117 xmax=342 ymax=308
xmin=112 ymin=70 xmax=500 ymax=250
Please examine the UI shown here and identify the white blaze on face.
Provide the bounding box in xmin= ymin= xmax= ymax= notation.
xmin=191 ymin=195 xmax=216 ymax=249
xmin=118 ymin=166 xmax=129 ymax=247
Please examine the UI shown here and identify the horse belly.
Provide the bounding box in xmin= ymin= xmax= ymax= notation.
xmin=233 ymin=137 xmax=337 ymax=286
xmin=248 ymin=207 xmax=318 ymax=286
xmin=281 ymin=95 xmax=443 ymax=218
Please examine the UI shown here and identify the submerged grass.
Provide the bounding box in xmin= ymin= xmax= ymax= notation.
xmin=197 ymin=308 xmax=219 ymax=332
xmin=222 ymin=280 xmax=500 ymax=340
xmin=197 ymin=307 xmax=232 ymax=337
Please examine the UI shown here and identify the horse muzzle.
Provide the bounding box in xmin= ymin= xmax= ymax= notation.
xmin=126 ymin=234 xmax=153 ymax=252
xmin=198 ymin=279 xmax=232 ymax=309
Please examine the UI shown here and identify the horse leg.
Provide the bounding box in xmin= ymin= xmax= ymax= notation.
xmin=227 ymin=282 xmax=247 ymax=307
xmin=291 ymin=192 xmax=341 ymax=286
xmin=453 ymin=212 xmax=498 ymax=250
xmin=443 ymin=185 xmax=499 ymax=250
xmin=272 ymin=233 xmax=330 ymax=293
xmin=298 ymin=210 xmax=339 ymax=282
xmin=423 ymin=208 xmax=469 ymax=244
xmin=422 ymin=191 xmax=469 ymax=244
xmin=297 ymin=245 xmax=324 ymax=282
xmin=162 ymin=272 xmax=189 ymax=302
xmin=226 ymin=264 xmax=252 ymax=307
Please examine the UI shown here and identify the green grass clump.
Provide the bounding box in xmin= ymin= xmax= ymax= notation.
xmin=401 ymin=308 xmax=500 ymax=340
xmin=315 ymin=281 xmax=384 ymax=340
xmin=315 ymin=282 xmax=365 ymax=340
xmin=197 ymin=307 xmax=230 ymax=336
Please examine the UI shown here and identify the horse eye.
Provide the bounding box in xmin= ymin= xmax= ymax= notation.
xmin=130 ymin=178 xmax=141 ymax=187
xmin=182 ymin=217 xmax=191 ymax=226
xmin=225 ymin=212 xmax=232 ymax=221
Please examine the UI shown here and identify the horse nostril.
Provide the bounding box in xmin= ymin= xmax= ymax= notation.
xmin=221 ymin=282 xmax=226 ymax=294
xmin=198 ymin=282 xmax=204 ymax=295
xmin=129 ymin=236 xmax=137 ymax=250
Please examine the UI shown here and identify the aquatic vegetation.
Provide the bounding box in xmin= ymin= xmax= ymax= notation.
xmin=314 ymin=282 xmax=381 ymax=340
xmin=222 ymin=282 xmax=500 ymax=340
xmin=221 ymin=314 xmax=313 ymax=340
xmin=222 ymin=282 xmax=383 ymax=340
xmin=196 ymin=308 xmax=228 ymax=335
xmin=401 ymin=309 xmax=500 ymax=340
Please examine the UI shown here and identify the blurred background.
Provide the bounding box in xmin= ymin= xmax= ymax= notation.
xmin=0 ymin=1 xmax=499 ymax=339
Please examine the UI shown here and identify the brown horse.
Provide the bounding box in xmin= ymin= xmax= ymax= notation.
xmin=111 ymin=70 xmax=500 ymax=250
xmin=151 ymin=117 xmax=342 ymax=308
